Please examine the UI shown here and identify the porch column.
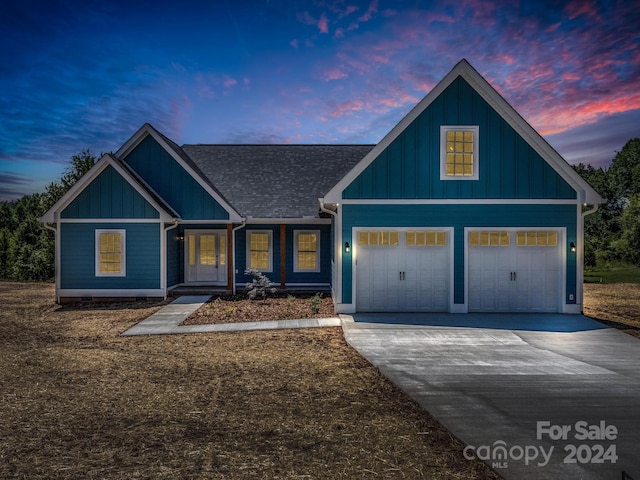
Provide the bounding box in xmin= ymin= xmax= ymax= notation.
xmin=280 ymin=224 xmax=286 ymax=289
xmin=227 ymin=224 xmax=233 ymax=290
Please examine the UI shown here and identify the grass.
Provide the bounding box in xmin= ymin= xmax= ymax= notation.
xmin=584 ymin=263 xmax=640 ymax=284
xmin=1 ymin=282 xmax=499 ymax=480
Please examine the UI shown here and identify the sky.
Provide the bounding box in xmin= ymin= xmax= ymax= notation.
xmin=1 ymin=0 xmax=639 ymax=202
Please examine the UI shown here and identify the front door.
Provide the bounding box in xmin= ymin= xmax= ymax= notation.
xmin=185 ymin=230 xmax=227 ymax=284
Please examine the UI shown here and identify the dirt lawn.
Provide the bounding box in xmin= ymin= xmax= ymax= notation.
xmin=1 ymin=282 xmax=499 ymax=480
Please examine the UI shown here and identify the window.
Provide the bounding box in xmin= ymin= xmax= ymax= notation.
xmin=406 ymin=231 xmax=447 ymax=247
xmin=247 ymin=231 xmax=272 ymax=271
xmin=516 ymin=231 xmax=558 ymax=247
xmin=95 ymin=230 xmax=125 ymax=276
xmin=357 ymin=231 xmax=399 ymax=246
xmin=469 ymin=231 xmax=510 ymax=247
xmin=440 ymin=126 xmax=479 ymax=180
xmin=294 ymin=230 xmax=320 ymax=272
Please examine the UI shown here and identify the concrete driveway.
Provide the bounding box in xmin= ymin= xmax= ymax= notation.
xmin=342 ymin=313 xmax=640 ymax=480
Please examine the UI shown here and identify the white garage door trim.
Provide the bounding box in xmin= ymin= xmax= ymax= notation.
xmin=464 ymin=227 xmax=567 ymax=313
xmin=352 ymin=227 xmax=455 ymax=312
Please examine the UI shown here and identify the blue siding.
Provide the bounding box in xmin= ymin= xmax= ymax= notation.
xmin=60 ymin=223 xmax=161 ymax=289
xmin=342 ymin=77 xmax=577 ymax=200
xmin=341 ymin=204 xmax=577 ymax=306
xmin=234 ymin=224 xmax=331 ymax=286
xmin=124 ymin=135 xmax=229 ymax=220
xmin=166 ymin=226 xmax=181 ymax=288
xmin=62 ymin=165 xmax=159 ymax=219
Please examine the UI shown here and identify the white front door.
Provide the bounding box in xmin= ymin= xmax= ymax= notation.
xmin=185 ymin=230 xmax=227 ymax=284
xmin=355 ymin=229 xmax=451 ymax=312
xmin=467 ymin=230 xmax=562 ymax=312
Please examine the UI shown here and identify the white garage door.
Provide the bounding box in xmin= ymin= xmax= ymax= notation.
xmin=468 ymin=230 xmax=562 ymax=312
xmin=355 ymin=230 xmax=450 ymax=312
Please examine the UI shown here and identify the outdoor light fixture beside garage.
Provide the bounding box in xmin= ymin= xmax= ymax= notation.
xmin=570 ymin=242 xmax=576 ymax=253
xmin=345 ymin=242 xmax=350 ymax=253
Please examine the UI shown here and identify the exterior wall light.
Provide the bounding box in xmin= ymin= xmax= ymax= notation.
xmin=570 ymin=242 xmax=576 ymax=253
xmin=177 ymin=234 xmax=184 ymax=241
xmin=344 ymin=242 xmax=350 ymax=253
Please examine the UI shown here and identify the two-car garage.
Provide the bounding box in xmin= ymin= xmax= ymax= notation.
xmin=353 ymin=228 xmax=563 ymax=313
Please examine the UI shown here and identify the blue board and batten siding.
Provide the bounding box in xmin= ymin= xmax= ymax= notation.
xmin=234 ymin=225 xmax=332 ymax=286
xmin=338 ymin=75 xmax=581 ymax=311
xmin=62 ymin=165 xmax=159 ymax=219
xmin=340 ymin=204 xmax=578 ymax=306
xmin=123 ymin=135 xmax=229 ymax=220
xmin=343 ymin=77 xmax=576 ymax=201
xmin=59 ymin=223 xmax=161 ymax=289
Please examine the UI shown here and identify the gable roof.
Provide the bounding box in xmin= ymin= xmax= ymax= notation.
xmin=323 ymin=59 xmax=605 ymax=205
xmin=40 ymin=153 xmax=178 ymax=223
xmin=182 ymin=144 xmax=374 ymax=218
xmin=116 ymin=123 xmax=243 ymax=222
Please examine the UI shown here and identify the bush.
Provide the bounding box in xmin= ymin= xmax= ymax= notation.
xmin=245 ymin=268 xmax=276 ymax=300
xmin=309 ymin=292 xmax=323 ymax=314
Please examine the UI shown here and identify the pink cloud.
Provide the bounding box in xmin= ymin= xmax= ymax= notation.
xmin=318 ymin=12 xmax=329 ymax=34
xmin=564 ymin=0 xmax=601 ymax=20
xmin=358 ymin=0 xmax=378 ymax=22
xmin=321 ymin=68 xmax=348 ymax=81
xmin=223 ymin=75 xmax=237 ymax=88
xmin=290 ymin=39 xmax=299 ymax=48
xmin=334 ymin=27 xmax=344 ymax=38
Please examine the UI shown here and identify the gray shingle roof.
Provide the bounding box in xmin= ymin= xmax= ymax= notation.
xmin=181 ymin=144 xmax=374 ymax=218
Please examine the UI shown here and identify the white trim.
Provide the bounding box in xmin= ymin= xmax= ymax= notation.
xmin=323 ymin=59 xmax=604 ymax=205
xmin=246 ymin=230 xmax=273 ymax=272
xmin=95 ymin=229 xmax=126 ymax=277
xmin=339 ymin=199 xmax=580 ymax=205
xmin=245 ymin=218 xmax=331 ymax=225
xmin=58 ymin=289 xmax=164 ymax=298
xmin=293 ymin=230 xmax=321 ymax=273
xmin=39 ymin=154 xmax=175 ymax=223
xmin=115 ymin=124 xmax=242 ymax=222
xmin=59 ymin=218 xmax=162 ymax=223
xmin=440 ymin=125 xmax=479 ymax=181
xmin=335 ymin=302 xmax=355 ymax=314
xmin=464 ymin=227 xmax=567 ymax=314
xmin=177 ymin=219 xmax=234 ymax=225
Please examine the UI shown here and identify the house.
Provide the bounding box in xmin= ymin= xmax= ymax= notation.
xmin=40 ymin=59 xmax=604 ymax=313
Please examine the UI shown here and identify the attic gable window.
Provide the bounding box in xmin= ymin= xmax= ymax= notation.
xmin=440 ymin=126 xmax=479 ymax=180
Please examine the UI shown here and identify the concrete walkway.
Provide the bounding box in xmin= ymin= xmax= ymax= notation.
xmin=342 ymin=313 xmax=640 ymax=480
xmin=121 ymin=295 xmax=341 ymax=336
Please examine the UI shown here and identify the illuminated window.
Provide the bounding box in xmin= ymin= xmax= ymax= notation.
xmin=357 ymin=231 xmax=399 ymax=247
xmin=294 ymin=230 xmax=320 ymax=272
xmin=406 ymin=231 xmax=447 ymax=246
xmin=516 ymin=231 xmax=558 ymax=247
xmin=469 ymin=231 xmax=510 ymax=247
xmin=247 ymin=231 xmax=272 ymax=271
xmin=440 ymin=126 xmax=479 ymax=180
xmin=95 ymin=230 xmax=125 ymax=276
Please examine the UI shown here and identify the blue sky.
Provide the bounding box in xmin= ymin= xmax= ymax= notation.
xmin=1 ymin=0 xmax=639 ymax=201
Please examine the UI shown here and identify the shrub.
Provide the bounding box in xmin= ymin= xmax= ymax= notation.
xmin=310 ymin=292 xmax=323 ymax=314
xmin=245 ymin=268 xmax=276 ymax=300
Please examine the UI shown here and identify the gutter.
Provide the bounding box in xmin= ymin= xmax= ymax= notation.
xmin=231 ymin=219 xmax=247 ymax=294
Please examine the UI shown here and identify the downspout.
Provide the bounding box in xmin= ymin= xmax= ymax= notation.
xmin=232 ymin=219 xmax=246 ymax=295
xmin=42 ymin=222 xmax=59 ymax=303
xmin=319 ymin=198 xmax=339 ymax=308
xmin=163 ymin=219 xmax=180 ymax=300
xmin=578 ymin=204 xmax=599 ymax=313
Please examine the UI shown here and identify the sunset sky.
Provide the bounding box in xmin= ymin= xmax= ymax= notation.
xmin=1 ymin=0 xmax=639 ymax=201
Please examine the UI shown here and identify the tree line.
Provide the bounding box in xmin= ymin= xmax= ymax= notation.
xmin=0 ymin=150 xmax=96 ymax=281
xmin=0 ymin=140 xmax=638 ymax=282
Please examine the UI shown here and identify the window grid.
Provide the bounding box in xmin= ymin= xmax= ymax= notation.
xmin=406 ymin=231 xmax=447 ymax=247
xmin=357 ymin=231 xmax=399 ymax=247
xmin=249 ymin=232 xmax=271 ymax=270
xmin=296 ymin=232 xmax=318 ymax=271
xmin=516 ymin=231 xmax=558 ymax=247
xmin=445 ymin=130 xmax=474 ymax=176
xmin=469 ymin=231 xmax=510 ymax=247
xmin=96 ymin=229 xmax=125 ymax=276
